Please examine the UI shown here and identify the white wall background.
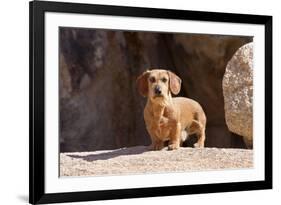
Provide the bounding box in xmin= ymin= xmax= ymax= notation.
xmin=0 ymin=0 xmax=279 ymax=204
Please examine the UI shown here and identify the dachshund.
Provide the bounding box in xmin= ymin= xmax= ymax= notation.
xmin=137 ymin=69 xmax=206 ymax=150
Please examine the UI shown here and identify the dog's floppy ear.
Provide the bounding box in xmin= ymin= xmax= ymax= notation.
xmin=168 ymin=71 xmax=182 ymax=95
xmin=136 ymin=71 xmax=150 ymax=97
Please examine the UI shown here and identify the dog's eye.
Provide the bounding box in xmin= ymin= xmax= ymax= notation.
xmin=161 ymin=78 xmax=167 ymax=83
xmin=149 ymin=77 xmax=156 ymax=83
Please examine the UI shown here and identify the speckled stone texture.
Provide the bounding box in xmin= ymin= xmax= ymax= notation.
xmin=222 ymin=43 xmax=253 ymax=148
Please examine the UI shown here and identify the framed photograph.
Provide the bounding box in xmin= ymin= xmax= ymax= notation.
xmin=29 ymin=0 xmax=272 ymax=204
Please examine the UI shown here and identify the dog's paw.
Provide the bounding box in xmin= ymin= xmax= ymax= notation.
xmin=149 ymin=142 xmax=164 ymax=151
xmin=168 ymin=143 xmax=179 ymax=150
xmin=148 ymin=144 xmax=155 ymax=151
xmin=155 ymin=144 xmax=164 ymax=151
xmin=193 ymin=142 xmax=204 ymax=148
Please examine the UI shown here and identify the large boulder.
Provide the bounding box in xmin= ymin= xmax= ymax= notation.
xmin=222 ymin=43 xmax=253 ymax=148
xmin=59 ymin=28 xmax=252 ymax=152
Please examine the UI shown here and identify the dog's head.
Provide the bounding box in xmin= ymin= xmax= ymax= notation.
xmin=136 ymin=69 xmax=182 ymax=104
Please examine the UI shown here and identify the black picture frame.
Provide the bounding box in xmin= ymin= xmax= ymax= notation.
xmin=29 ymin=0 xmax=272 ymax=204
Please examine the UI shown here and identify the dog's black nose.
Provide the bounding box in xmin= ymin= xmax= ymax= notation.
xmin=154 ymin=85 xmax=162 ymax=95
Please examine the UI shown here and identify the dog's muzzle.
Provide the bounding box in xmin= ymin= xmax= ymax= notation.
xmin=154 ymin=85 xmax=162 ymax=95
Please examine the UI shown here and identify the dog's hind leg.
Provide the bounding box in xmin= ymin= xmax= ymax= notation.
xmin=189 ymin=120 xmax=205 ymax=148
xmin=194 ymin=129 xmax=205 ymax=148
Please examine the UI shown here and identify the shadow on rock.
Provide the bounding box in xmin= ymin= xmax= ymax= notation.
xmin=67 ymin=146 xmax=149 ymax=162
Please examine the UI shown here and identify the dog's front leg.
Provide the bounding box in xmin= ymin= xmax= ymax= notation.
xmin=147 ymin=128 xmax=164 ymax=151
xmin=168 ymin=122 xmax=181 ymax=150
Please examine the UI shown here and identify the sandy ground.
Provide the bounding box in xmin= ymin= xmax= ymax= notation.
xmin=60 ymin=146 xmax=253 ymax=177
